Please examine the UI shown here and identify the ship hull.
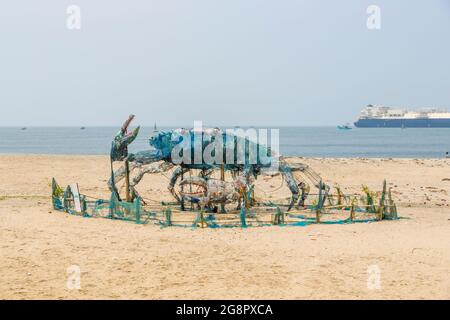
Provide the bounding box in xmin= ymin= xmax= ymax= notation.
xmin=354 ymin=118 xmax=450 ymax=128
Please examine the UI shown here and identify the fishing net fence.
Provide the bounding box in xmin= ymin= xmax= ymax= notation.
xmin=51 ymin=177 xmax=398 ymax=229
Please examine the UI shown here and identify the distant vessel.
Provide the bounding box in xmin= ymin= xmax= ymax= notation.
xmin=21 ymin=127 xmax=27 ymax=130
xmin=80 ymin=126 xmax=86 ymax=130
xmin=337 ymin=123 xmax=352 ymax=130
xmin=354 ymin=105 xmax=450 ymax=128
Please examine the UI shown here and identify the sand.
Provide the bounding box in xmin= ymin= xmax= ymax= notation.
xmin=0 ymin=155 xmax=449 ymax=299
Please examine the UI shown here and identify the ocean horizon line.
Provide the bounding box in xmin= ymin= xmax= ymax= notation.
xmin=0 ymin=125 xmax=346 ymax=128
xmin=0 ymin=153 xmax=448 ymax=160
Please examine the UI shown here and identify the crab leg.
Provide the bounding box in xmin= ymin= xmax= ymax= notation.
xmin=131 ymin=162 xmax=174 ymax=186
xmin=297 ymin=181 xmax=310 ymax=208
xmin=168 ymin=166 xmax=190 ymax=203
xmin=279 ymin=162 xmax=299 ymax=211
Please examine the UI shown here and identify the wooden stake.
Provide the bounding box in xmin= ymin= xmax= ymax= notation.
xmin=199 ymin=211 xmax=206 ymax=228
xmin=134 ymin=197 xmax=141 ymax=224
xmin=350 ymin=201 xmax=355 ymax=221
xmin=165 ymin=207 xmax=172 ymax=226
xmin=125 ymin=159 xmax=131 ymax=202
xmin=180 ymin=170 xmax=186 ymax=211
xmin=220 ymin=165 xmax=226 ymax=213
xmin=316 ymin=180 xmax=322 ymax=223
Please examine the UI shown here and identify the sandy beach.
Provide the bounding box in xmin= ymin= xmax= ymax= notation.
xmin=0 ymin=155 xmax=449 ymax=299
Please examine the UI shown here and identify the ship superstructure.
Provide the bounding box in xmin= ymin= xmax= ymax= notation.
xmin=354 ymin=105 xmax=450 ymax=128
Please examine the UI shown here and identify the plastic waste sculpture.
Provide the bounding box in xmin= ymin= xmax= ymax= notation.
xmin=51 ymin=115 xmax=398 ymax=228
xmin=109 ymin=115 xmax=327 ymax=211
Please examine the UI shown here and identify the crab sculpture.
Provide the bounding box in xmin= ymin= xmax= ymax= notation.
xmin=109 ymin=115 xmax=326 ymax=210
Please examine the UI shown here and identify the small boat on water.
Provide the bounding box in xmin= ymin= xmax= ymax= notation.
xmin=337 ymin=123 xmax=352 ymax=130
xmin=80 ymin=126 xmax=86 ymax=130
xmin=21 ymin=127 xmax=27 ymax=130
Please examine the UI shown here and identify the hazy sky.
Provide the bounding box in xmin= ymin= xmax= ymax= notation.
xmin=1 ymin=0 xmax=449 ymax=126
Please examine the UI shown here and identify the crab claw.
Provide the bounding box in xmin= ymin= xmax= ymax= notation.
xmin=121 ymin=125 xmax=140 ymax=146
xmin=121 ymin=114 xmax=135 ymax=134
xmin=110 ymin=115 xmax=141 ymax=161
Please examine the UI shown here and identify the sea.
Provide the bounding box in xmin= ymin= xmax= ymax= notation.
xmin=0 ymin=126 xmax=449 ymax=158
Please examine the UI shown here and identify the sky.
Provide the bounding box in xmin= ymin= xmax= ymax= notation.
xmin=0 ymin=0 xmax=449 ymax=126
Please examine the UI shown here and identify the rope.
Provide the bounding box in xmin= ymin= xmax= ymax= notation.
xmin=140 ymin=196 xmax=165 ymax=204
